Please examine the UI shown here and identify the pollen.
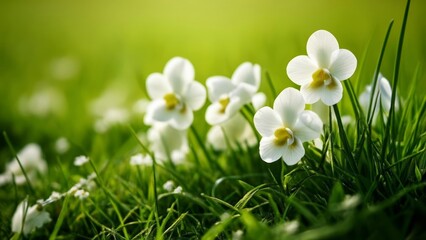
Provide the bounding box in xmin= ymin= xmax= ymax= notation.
xmin=273 ymin=127 xmax=292 ymax=146
xmin=218 ymin=96 xmax=230 ymax=113
xmin=163 ymin=93 xmax=179 ymax=110
xmin=311 ymin=68 xmax=332 ymax=89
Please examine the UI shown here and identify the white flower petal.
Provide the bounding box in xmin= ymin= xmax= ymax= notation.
xmin=281 ymin=138 xmax=305 ymax=166
xmin=230 ymin=83 xmax=257 ymax=104
xmin=170 ymin=108 xmax=194 ymax=130
xmin=307 ymin=30 xmax=339 ymax=68
xmin=252 ymin=92 xmax=267 ymax=110
xmin=207 ymin=125 xmax=227 ymax=150
xmin=319 ymin=79 xmax=343 ymax=106
xmin=206 ymin=76 xmax=235 ymax=102
xmin=293 ymin=110 xmax=323 ymax=141
xmin=300 ymin=84 xmax=322 ymax=104
xmin=164 ymin=57 xmax=195 ymax=95
xmin=286 ymin=55 xmax=318 ymax=86
xmin=254 ymin=107 xmax=282 ymax=137
xmin=146 ymin=73 xmax=172 ymax=100
xmin=184 ymin=81 xmax=206 ymax=110
xmin=259 ymin=137 xmax=285 ymax=163
xmin=205 ymin=103 xmax=231 ymax=125
xmin=329 ymin=49 xmax=357 ymax=81
xmin=273 ymin=88 xmax=305 ymax=127
xmin=150 ymin=100 xmax=176 ymax=122
xmin=231 ymin=62 xmax=261 ymax=90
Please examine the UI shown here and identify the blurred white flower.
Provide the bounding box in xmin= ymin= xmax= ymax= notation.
xmin=251 ymin=92 xmax=267 ymax=110
xmin=74 ymin=189 xmax=90 ymax=200
xmin=359 ymin=74 xmax=398 ymax=123
xmin=287 ymin=30 xmax=357 ymax=106
xmin=11 ymin=199 xmax=51 ymax=235
xmin=144 ymin=57 xmax=206 ymax=130
xmin=55 ymin=137 xmax=70 ymax=154
xmin=207 ymin=113 xmax=257 ymax=151
xmin=49 ymin=56 xmax=80 ymax=81
xmin=0 ymin=143 xmax=47 ymax=186
xmin=163 ymin=180 xmax=175 ymax=192
xmin=74 ymin=155 xmax=89 ymax=166
xmin=132 ymin=98 xmax=150 ymax=115
xmin=94 ymin=108 xmax=130 ymax=133
xmin=130 ymin=153 xmax=152 ymax=166
xmin=282 ymin=220 xmax=300 ymax=234
xmin=173 ymin=186 xmax=183 ymax=194
xmin=18 ymin=87 xmax=66 ymax=117
xmin=205 ymin=62 xmax=261 ymax=125
xmin=232 ymin=230 xmax=244 ymax=240
xmin=254 ymin=88 xmax=323 ymax=165
xmin=147 ymin=122 xmax=189 ymax=164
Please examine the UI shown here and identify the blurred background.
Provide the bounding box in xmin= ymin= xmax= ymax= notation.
xmin=0 ymin=0 xmax=425 ymax=151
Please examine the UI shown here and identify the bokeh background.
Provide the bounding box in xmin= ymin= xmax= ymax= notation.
xmin=0 ymin=0 xmax=425 ymax=150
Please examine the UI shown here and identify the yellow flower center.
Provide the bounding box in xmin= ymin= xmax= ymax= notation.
xmin=273 ymin=127 xmax=292 ymax=146
xmin=218 ymin=96 xmax=230 ymax=113
xmin=163 ymin=93 xmax=179 ymax=110
xmin=311 ymin=68 xmax=335 ymax=89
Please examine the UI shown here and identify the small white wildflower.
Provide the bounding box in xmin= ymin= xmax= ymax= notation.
xmin=251 ymin=92 xmax=267 ymax=110
xmin=287 ymin=30 xmax=357 ymax=106
xmin=232 ymin=230 xmax=244 ymax=240
xmin=254 ymin=88 xmax=323 ymax=165
xmin=130 ymin=153 xmax=152 ymax=166
xmin=74 ymin=155 xmax=89 ymax=166
xmin=18 ymin=87 xmax=66 ymax=117
xmin=55 ymin=137 xmax=70 ymax=154
xmin=163 ymin=180 xmax=175 ymax=192
xmin=11 ymin=200 xmax=51 ymax=235
xmin=207 ymin=113 xmax=257 ymax=151
xmin=144 ymin=57 xmax=206 ymax=130
xmin=205 ymin=62 xmax=261 ymax=125
xmin=47 ymin=191 xmax=62 ymax=202
xmin=173 ymin=186 xmax=183 ymax=194
xmin=0 ymin=143 xmax=47 ymax=186
xmin=340 ymin=194 xmax=361 ymax=210
xmin=147 ymin=122 xmax=189 ymax=164
xmin=282 ymin=220 xmax=300 ymax=234
xmin=74 ymin=189 xmax=90 ymax=200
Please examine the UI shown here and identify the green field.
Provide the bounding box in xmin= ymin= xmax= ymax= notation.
xmin=1 ymin=0 xmax=426 ymax=239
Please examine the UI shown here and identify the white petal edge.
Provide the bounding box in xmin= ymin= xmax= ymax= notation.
xmin=307 ymin=30 xmax=339 ymax=68
xmin=170 ymin=108 xmax=194 ymax=130
xmin=273 ymin=87 xmax=305 ymax=128
xmin=252 ymin=92 xmax=267 ymax=110
xmin=300 ymin=84 xmax=322 ymax=104
xmin=254 ymin=107 xmax=282 ymax=137
xmin=146 ymin=73 xmax=173 ymax=100
xmin=281 ymin=138 xmax=305 ymax=166
xmin=329 ymin=49 xmax=357 ymax=81
xmin=286 ymin=55 xmax=318 ymax=86
xmin=259 ymin=137 xmax=285 ymax=163
xmin=150 ymin=100 xmax=176 ymax=122
xmin=206 ymin=76 xmax=235 ymax=102
xmin=184 ymin=81 xmax=206 ymax=110
xmin=293 ymin=110 xmax=323 ymax=142
xmin=319 ymin=79 xmax=343 ymax=106
xmin=164 ymin=57 xmax=195 ymax=95
xmin=205 ymin=103 xmax=231 ymax=125
xmin=231 ymin=62 xmax=261 ymax=90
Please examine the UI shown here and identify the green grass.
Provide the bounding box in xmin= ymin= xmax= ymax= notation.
xmin=1 ymin=0 xmax=426 ymax=239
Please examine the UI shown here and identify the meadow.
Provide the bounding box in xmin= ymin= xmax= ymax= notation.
xmin=0 ymin=0 xmax=426 ymax=239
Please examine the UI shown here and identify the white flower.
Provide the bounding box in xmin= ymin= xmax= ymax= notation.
xmin=55 ymin=137 xmax=70 ymax=154
xmin=94 ymin=108 xmax=130 ymax=133
xmin=207 ymin=113 xmax=257 ymax=151
xmin=0 ymin=143 xmax=47 ymax=186
xmin=11 ymin=200 xmax=51 ymax=235
xmin=147 ymin=123 xmax=189 ymax=164
xmin=163 ymin=180 xmax=175 ymax=192
xmin=251 ymin=92 xmax=267 ymax=110
xmin=205 ymin=62 xmax=261 ymax=125
xmin=130 ymin=153 xmax=152 ymax=166
xmin=287 ymin=30 xmax=357 ymax=106
xmin=74 ymin=155 xmax=89 ymax=166
xmin=254 ymin=88 xmax=323 ymax=165
xmin=359 ymin=74 xmax=397 ymax=123
xmin=173 ymin=186 xmax=183 ymax=194
xmin=74 ymin=189 xmax=90 ymax=200
xmin=144 ymin=57 xmax=206 ymax=130
xmin=18 ymin=87 xmax=66 ymax=117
